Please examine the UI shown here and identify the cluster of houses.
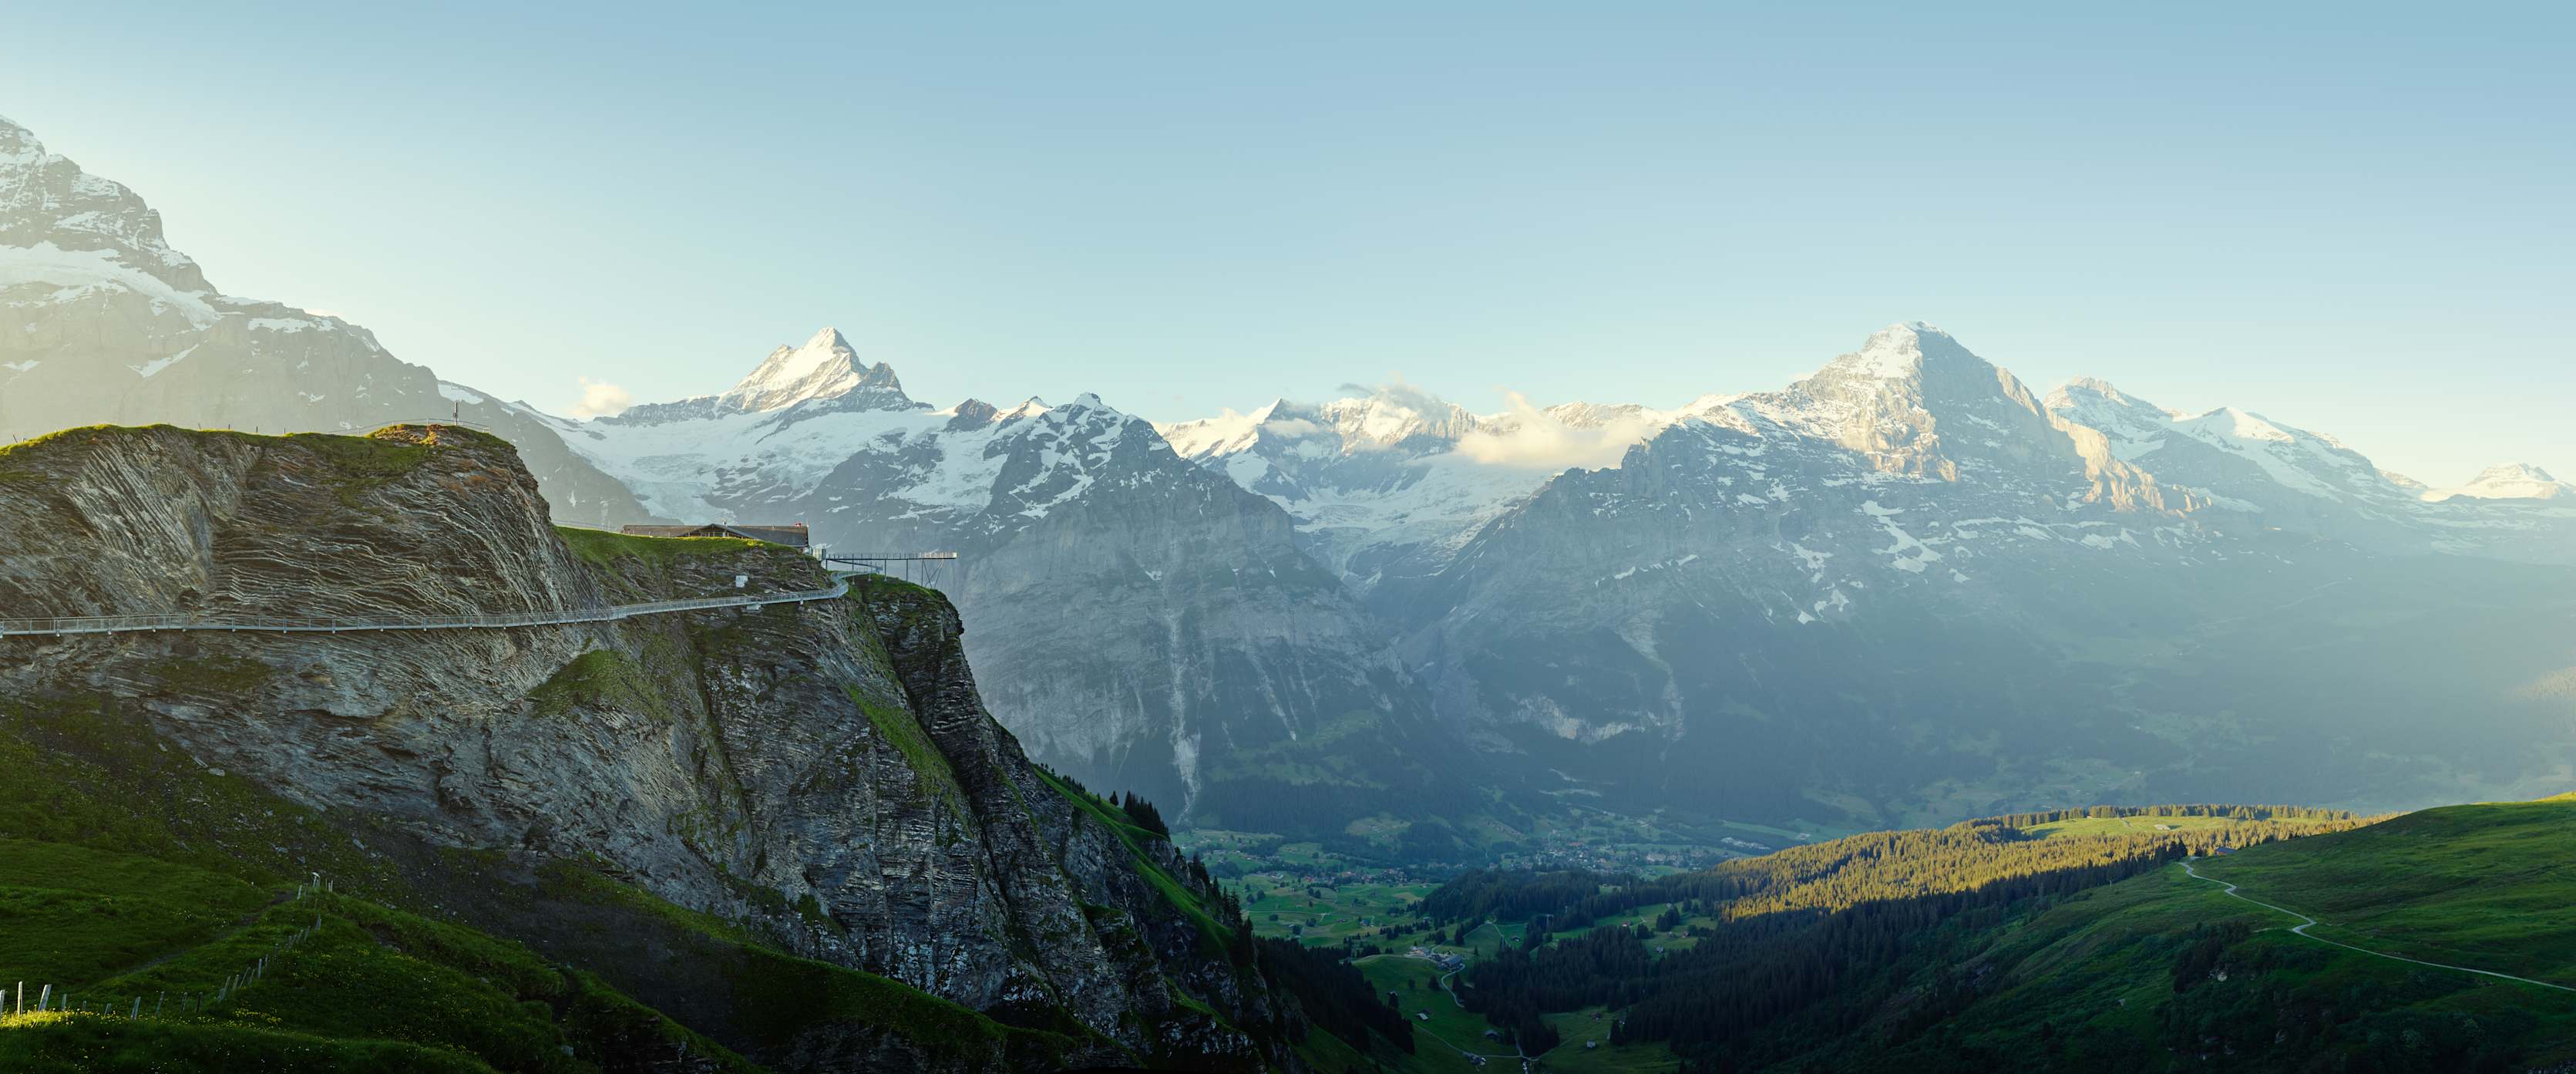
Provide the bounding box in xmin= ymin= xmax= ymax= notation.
xmin=1495 ymin=840 xmax=1737 ymax=875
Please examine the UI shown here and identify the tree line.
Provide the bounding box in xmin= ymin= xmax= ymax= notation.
xmin=1436 ymin=805 xmax=2377 ymax=1070
xmin=1427 ymin=803 xmax=2366 ymax=934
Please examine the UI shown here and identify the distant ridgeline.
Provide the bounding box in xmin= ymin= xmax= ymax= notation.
xmin=1425 ymin=803 xmax=2376 ymax=1071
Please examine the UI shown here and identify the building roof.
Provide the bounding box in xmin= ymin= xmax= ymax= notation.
xmin=619 ymin=523 xmax=810 ymax=548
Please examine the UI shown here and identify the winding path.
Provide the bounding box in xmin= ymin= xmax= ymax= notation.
xmin=2177 ymin=858 xmax=2575 ymax=993
xmin=0 ymin=577 xmax=856 ymax=638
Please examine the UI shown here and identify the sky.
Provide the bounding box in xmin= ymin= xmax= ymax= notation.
xmin=6 ymin=2 xmax=2569 ymax=484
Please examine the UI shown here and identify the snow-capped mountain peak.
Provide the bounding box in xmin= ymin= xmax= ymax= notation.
xmin=716 ymin=326 xmax=910 ymax=414
xmin=2426 ymin=463 xmax=2572 ymax=502
xmin=1816 ymin=321 xmax=1954 ymax=380
xmin=604 ymin=328 xmax=920 ymax=427
xmin=1159 ymin=386 xmax=1488 ymax=464
xmin=2045 ymin=377 xmax=2181 ymax=419
xmin=2 ymin=115 xmax=215 ymax=308
xmin=1324 ymin=390 xmax=1483 ymax=448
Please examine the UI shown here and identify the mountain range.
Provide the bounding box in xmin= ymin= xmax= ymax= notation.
xmin=9 ymin=113 xmax=2574 ymax=840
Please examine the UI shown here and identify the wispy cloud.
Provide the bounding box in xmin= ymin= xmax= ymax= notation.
xmin=1454 ymin=392 xmax=1661 ymax=471
xmin=569 ymin=376 xmax=634 ymax=418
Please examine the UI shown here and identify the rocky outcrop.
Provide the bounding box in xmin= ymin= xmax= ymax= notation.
xmin=0 ymin=424 xmax=1293 ymax=1072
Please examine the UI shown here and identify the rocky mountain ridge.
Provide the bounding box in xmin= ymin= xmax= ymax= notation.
xmin=536 ymin=332 xmax=1475 ymax=833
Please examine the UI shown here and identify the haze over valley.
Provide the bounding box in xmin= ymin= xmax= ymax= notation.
xmin=10 ymin=111 xmax=2571 ymax=847
xmin=3 ymin=7 xmax=2572 ymax=1070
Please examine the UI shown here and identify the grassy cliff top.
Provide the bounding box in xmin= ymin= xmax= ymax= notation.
xmin=553 ymin=525 xmax=770 ymax=567
xmin=0 ymin=422 xmax=520 ymax=483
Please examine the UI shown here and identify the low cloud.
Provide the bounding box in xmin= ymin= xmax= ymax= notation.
xmin=569 ymin=376 xmax=634 ymax=418
xmin=2516 ymin=665 xmax=2576 ymax=703
xmin=1337 ymin=375 xmax=1448 ymax=419
xmin=1454 ymin=392 xmax=1663 ymax=471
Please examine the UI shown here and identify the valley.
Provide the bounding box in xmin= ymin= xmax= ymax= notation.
xmin=1200 ymin=797 xmax=2576 ymax=1072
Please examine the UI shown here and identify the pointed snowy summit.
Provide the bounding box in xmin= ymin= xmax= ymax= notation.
xmin=1803 ymin=322 xmax=2010 ymax=391
xmin=1816 ymin=322 xmax=1945 ymax=380
xmin=716 ymin=327 xmax=913 ymax=414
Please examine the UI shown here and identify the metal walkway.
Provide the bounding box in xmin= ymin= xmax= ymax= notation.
xmin=0 ymin=577 xmax=858 ymax=639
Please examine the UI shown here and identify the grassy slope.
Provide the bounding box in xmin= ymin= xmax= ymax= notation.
xmin=2194 ymin=795 xmax=2576 ymax=981
xmin=552 ymin=525 xmax=768 ymax=567
xmin=1801 ymin=796 xmax=2576 ymax=1072
xmin=0 ymin=685 xmax=1091 ymax=1072
xmin=0 ymin=840 xmax=762 ymax=1074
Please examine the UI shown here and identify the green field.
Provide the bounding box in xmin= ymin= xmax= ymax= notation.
xmin=1234 ymin=877 xmax=1443 ymax=948
xmin=1353 ymin=954 xmax=1515 ymax=1071
xmin=1461 ymin=919 xmax=1525 ymax=959
xmin=1545 ymin=901 xmax=1713 ymax=951
xmin=1538 ymin=1007 xmax=1675 ymax=1072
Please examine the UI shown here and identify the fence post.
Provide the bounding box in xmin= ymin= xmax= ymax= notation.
xmin=130 ymin=997 xmax=140 ymax=1018
xmin=37 ymin=984 xmax=48 ymax=1011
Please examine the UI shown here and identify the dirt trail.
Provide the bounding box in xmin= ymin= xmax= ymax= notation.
xmin=2178 ymin=858 xmax=2574 ymax=993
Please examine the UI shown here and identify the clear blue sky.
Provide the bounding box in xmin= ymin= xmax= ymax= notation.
xmin=8 ymin=2 xmax=2568 ymax=483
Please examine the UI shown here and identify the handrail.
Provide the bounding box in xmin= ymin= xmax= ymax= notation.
xmin=0 ymin=577 xmax=856 ymax=638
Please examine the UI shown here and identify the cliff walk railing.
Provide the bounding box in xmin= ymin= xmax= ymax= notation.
xmin=0 ymin=577 xmax=856 ymax=639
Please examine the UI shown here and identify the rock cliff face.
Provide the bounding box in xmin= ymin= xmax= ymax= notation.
xmin=0 ymin=424 xmax=1295 ymax=1072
